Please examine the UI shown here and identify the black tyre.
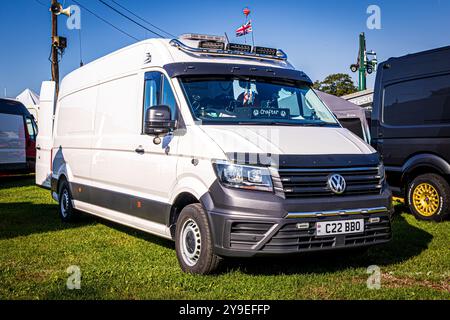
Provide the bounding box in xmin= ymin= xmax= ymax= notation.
xmin=58 ymin=180 xmax=78 ymax=222
xmin=407 ymin=173 xmax=450 ymax=222
xmin=175 ymin=203 xmax=221 ymax=274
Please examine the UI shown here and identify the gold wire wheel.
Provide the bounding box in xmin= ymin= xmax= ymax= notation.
xmin=412 ymin=183 xmax=440 ymax=217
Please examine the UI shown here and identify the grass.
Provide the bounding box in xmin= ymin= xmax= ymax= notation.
xmin=0 ymin=176 xmax=449 ymax=300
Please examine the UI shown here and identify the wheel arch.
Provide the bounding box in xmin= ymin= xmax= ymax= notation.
xmin=169 ymin=192 xmax=201 ymax=239
xmin=401 ymin=153 xmax=450 ymax=187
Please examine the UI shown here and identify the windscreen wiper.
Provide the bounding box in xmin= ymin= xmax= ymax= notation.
xmin=236 ymin=121 xmax=299 ymax=126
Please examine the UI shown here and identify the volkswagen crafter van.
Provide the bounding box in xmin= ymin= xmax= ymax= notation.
xmin=37 ymin=34 xmax=393 ymax=274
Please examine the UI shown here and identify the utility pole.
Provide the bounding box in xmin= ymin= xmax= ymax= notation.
xmin=358 ymin=32 xmax=367 ymax=91
xmin=51 ymin=0 xmax=59 ymax=96
xmin=350 ymin=32 xmax=378 ymax=92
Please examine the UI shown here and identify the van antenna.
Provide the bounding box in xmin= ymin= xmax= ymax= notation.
xmin=224 ymin=32 xmax=230 ymax=45
xmin=79 ymin=29 xmax=84 ymax=67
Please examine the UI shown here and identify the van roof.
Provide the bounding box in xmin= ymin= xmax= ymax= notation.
xmin=59 ymin=38 xmax=297 ymax=99
xmin=379 ymin=45 xmax=450 ymax=83
xmin=0 ymin=98 xmax=31 ymax=116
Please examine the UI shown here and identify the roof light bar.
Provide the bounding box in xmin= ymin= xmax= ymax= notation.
xmin=180 ymin=33 xmax=226 ymax=42
xmin=170 ymin=39 xmax=288 ymax=62
xmin=228 ymin=43 xmax=252 ymax=53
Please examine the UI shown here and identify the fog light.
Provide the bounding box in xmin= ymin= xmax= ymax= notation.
xmin=296 ymin=223 xmax=309 ymax=230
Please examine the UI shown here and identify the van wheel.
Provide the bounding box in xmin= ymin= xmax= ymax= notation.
xmin=58 ymin=180 xmax=78 ymax=222
xmin=175 ymin=204 xmax=221 ymax=274
xmin=407 ymin=174 xmax=450 ymax=222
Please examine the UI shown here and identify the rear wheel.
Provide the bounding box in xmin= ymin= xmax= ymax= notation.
xmin=58 ymin=180 xmax=78 ymax=222
xmin=175 ymin=204 xmax=221 ymax=274
xmin=407 ymin=174 xmax=450 ymax=222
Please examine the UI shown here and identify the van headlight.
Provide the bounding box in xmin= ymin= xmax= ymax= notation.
xmin=212 ymin=160 xmax=273 ymax=192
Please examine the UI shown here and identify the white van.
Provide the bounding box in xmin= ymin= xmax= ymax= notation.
xmin=37 ymin=34 xmax=393 ymax=274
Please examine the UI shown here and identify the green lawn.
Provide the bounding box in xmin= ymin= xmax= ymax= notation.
xmin=0 ymin=176 xmax=449 ymax=300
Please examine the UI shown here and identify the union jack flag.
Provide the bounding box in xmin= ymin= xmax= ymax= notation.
xmin=236 ymin=21 xmax=252 ymax=37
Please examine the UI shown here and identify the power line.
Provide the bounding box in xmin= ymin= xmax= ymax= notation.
xmin=97 ymin=0 xmax=167 ymax=39
xmin=109 ymin=0 xmax=176 ymax=38
xmin=71 ymin=0 xmax=140 ymax=41
xmin=33 ymin=0 xmax=47 ymax=7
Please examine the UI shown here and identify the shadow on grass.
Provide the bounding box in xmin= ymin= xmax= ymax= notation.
xmin=220 ymin=214 xmax=433 ymax=275
xmin=87 ymin=215 xmax=175 ymax=250
xmin=0 ymin=199 xmax=173 ymax=250
xmin=0 ymin=175 xmax=35 ymax=189
xmin=0 ymin=202 xmax=92 ymax=240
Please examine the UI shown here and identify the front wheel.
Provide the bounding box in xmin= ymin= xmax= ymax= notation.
xmin=407 ymin=174 xmax=450 ymax=222
xmin=175 ymin=204 xmax=221 ymax=274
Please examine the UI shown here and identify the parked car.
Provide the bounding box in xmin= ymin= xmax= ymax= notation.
xmin=0 ymin=98 xmax=37 ymax=175
xmin=371 ymin=45 xmax=450 ymax=222
xmin=37 ymin=34 xmax=393 ymax=274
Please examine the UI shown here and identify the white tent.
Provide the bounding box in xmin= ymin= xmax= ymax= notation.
xmin=16 ymin=89 xmax=40 ymax=122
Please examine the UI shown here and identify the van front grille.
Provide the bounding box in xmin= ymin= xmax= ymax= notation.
xmin=263 ymin=215 xmax=391 ymax=251
xmin=277 ymin=167 xmax=383 ymax=199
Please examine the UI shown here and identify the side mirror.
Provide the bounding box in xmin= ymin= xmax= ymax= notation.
xmin=144 ymin=105 xmax=176 ymax=136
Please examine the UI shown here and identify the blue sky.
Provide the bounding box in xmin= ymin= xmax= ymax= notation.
xmin=1 ymin=0 xmax=449 ymax=97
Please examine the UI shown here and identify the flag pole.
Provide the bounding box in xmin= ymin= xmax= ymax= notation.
xmin=251 ymin=19 xmax=255 ymax=48
xmin=244 ymin=14 xmax=247 ymax=44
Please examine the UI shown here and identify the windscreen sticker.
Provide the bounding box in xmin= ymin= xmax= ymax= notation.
xmin=236 ymin=108 xmax=291 ymax=119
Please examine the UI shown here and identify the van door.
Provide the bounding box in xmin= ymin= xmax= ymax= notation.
xmin=90 ymin=71 xmax=179 ymax=225
xmin=35 ymin=81 xmax=56 ymax=188
xmin=25 ymin=116 xmax=37 ymax=172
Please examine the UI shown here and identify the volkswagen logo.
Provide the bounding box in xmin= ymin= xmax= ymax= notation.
xmin=328 ymin=174 xmax=347 ymax=195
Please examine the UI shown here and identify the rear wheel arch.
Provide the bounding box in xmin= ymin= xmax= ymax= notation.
xmin=57 ymin=174 xmax=69 ymax=194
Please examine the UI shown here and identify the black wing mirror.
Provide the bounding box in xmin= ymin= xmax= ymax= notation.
xmin=144 ymin=105 xmax=176 ymax=136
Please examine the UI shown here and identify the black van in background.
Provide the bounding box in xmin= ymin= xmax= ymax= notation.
xmin=371 ymin=46 xmax=450 ymax=222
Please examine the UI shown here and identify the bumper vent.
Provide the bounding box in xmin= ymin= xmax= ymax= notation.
xmin=345 ymin=217 xmax=391 ymax=245
xmin=277 ymin=167 xmax=383 ymax=199
xmin=229 ymin=222 xmax=273 ymax=249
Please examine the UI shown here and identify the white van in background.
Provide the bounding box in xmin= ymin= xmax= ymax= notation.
xmin=37 ymin=34 xmax=393 ymax=274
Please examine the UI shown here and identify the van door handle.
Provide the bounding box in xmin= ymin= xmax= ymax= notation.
xmin=36 ymin=145 xmax=41 ymax=150
xmin=135 ymin=147 xmax=145 ymax=155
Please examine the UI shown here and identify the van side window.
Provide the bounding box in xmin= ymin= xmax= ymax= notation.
xmin=143 ymin=72 xmax=177 ymax=129
xmin=383 ymin=73 xmax=450 ymax=126
xmin=162 ymin=76 xmax=177 ymax=119
xmin=144 ymin=72 xmax=162 ymax=118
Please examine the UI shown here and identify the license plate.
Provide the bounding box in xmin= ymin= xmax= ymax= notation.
xmin=316 ymin=219 xmax=364 ymax=237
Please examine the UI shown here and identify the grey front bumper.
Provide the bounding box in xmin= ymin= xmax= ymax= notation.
xmin=201 ymin=181 xmax=393 ymax=258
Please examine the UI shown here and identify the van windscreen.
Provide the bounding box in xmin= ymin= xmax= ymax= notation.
xmin=180 ymin=76 xmax=338 ymax=126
